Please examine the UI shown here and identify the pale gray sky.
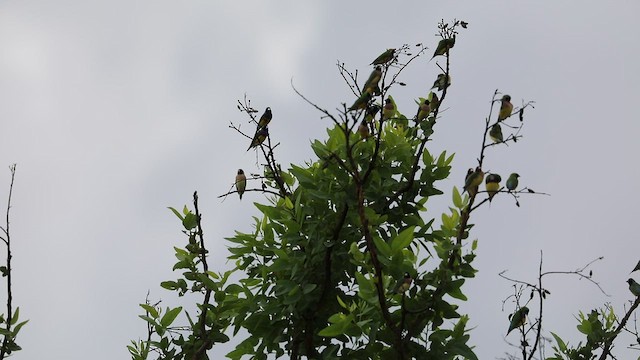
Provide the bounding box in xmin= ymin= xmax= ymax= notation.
xmin=1 ymin=1 xmax=639 ymax=359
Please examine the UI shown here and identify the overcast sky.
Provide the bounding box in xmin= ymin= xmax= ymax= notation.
xmin=1 ymin=1 xmax=639 ymax=359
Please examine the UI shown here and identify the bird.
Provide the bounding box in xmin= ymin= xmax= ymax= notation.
xmin=348 ymin=91 xmax=372 ymax=111
xmin=382 ymin=97 xmax=395 ymax=120
xmin=506 ymin=173 xmax=520 ymax=192
xmin=358 ymin=119 xmax=370 ymax=139
xmin=432 ymin=73 xmax=451 ymax=91
xmin=396 ymin=273 xmax=413 ymax=293
xmin=371 ymin=49 xmax=396 ymax=65
xmin=507 ymin=307 xmax=529 ymax=336
xmin=247 ymin=127 xmax=269 ymax=151
xmin=364 ymin=104 xmax=380 ymax=123
xmin=428 ymin=92 xmax=440 ymax=112
xmin=632 ymin=260 xmax=640 ymax=274
xmin=489 ymin=123 xmax=504 ymax=143
xmin=464 ymin=167 xmax=484 ymax=197
xmin=362 ymin=66 xmax=382 ymax=94
xmin=432 ymin=37 xmax=455 ymax=58
xmin=257 ymin=107 xmax=272 ymax=129
xmin=485 ymin=173 xmax=502 ymax=202
xmin=498 ymin=95 xmax=513 ymax=121
xmin=416 ymin=99 xmax=431 ymax=122
xmin=628 ymin=279 xmax=640 ymax=296
xmin=235 ymin=169 xmax=246 ymax=200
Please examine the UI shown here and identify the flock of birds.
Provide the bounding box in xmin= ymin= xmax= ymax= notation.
xmin=229 ymin=47 xmax=640 ymax=341
xmin=232 ymin=47 xmax=521 ymax=204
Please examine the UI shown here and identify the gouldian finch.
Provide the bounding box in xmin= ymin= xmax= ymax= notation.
xmin=396 ymin=272 xmax=413 ymax=293
xmin=362 ymin=66 xmax=382 ymax=94
xmin=506 ymin=173 xmax=520 ymax=192
xmin=628 ymin=279 xmax=640 ymax=296
xmin=235 ymin=169 xmax=246 ymax=200
xmin=485 ymin=173 xmax=502 ymax=202
xmin=432 ymin=37 xmax=455 ymax=58
xmin=257 ymin=107 xmax=272 ymax=129
xmin=348 ymin=91 xmax=372 ymax=111
xmin=358 ymin=119 xmax=370 ymax=139
xmin=498 ymin=95 xmax=513 ymax=121
xmin=382 ymin=97 xmax=395 ymax=120
xmin=416 ymin=99 xmax=431 ymax=122
xmin=464 ymin=167 xmax=484 ymax=196
xmin=632 ymin=260 xmax=640 ymax=274
xmin=247 ymin=127 xmax=269 ymax=151
xmin=371 ymin=49 xmax=395 ymax=65
xmin=432 ymin=73 xmax=451 ymax=91
xmin=489 ymin=123 xmax=503 ymax=143
xmin=364 ymin=104 xmax=380 ymax=123
xmin=428 ymin=92 xmax=440 ymax=112
xmin=507 ymin=307 xmax=529 ymax=336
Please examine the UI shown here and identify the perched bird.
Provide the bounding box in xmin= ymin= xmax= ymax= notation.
xmin=628 ymin=279 xmax=640 ymax=297
xmin=364 ymin=104 xmax=381 ymax=123
xmin=432 ymin=37 xmax=455 ymax=58
xmin=464 ymin=167 xmax=484 ymax=196
xmin=396 ymin=272 xmax=413 ymax=293
xmin=432 ymin=73 xmax=451 ymax=91
xmin=247 ymin=127 xmax=269 ymax=151
xmin=358 ymin=119 xmax=370 ymax=139
xmin=416 ymin=99 xmax=431 ymax=122
xmin=632 ymin=260 xmax=640 ymax=274
xmin=362 ymin=66 xmax=382 ymax=94
xmin=485 ymin=173 xmax=502 ymax=202
xmin=428 ymin=92 xmax=440 ymax=112
xmin=235 ymin=169 xmax=246 ymax=200
xmin=348 ymin=91 xmax=372 ymax=111
xmin=382 ymin=97 xmax=396 ymax=120
xmin=506 ymin=173 xmax=520 ymax=192
xmin=371 ymin=48 xmax=396 ymax=65
xmin=498 ymin=95 xmax=513 ymax=121
xmin=489 ymin=123 xmax=504 ymax=143
xmin=507 ymin=307 xmax=529 ymax=336
xmin=257 ymin=107 xmax=272 ymax=129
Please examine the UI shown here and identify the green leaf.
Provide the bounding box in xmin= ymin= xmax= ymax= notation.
xmin=390 ymin=226 xmax=415 ymax=253
xmin=12 ymin=319 xmax=28 ymax=335
xmin=373 ymin=235 xmax=391 ymax=259
xmin=139 ymin=304 xmax=159 ymax=318
xmin=10 ymin=307 xmax=19 ymax=325
xmin=452 ymin=187 xmax=462 ymax=209
xmin=168 ymin=206 xmax=183 ymax=220
xmin=160 ymin=281 xmax=178 ymax=291
xmin=550 ymin=332 xmax=567 ymax=352
xmin=182 ymin=212 xmax=197 ymax=230
xmin=160 ymin=306 xmax=182 ymax=327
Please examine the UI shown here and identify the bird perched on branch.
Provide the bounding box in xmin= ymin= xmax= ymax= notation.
xmin=485 ymin=173 xmax=502 ymax=202
xmin=371 ymin=48 xmax=395 ymax=65
xmin=235 ymin=169 xmax=246 ymax=200
xmin=349 ymin=91 xmax=372 ymax=111
xmin=464 ymin=167 xmax=484 ymax=197
xmin=628 ymin=279 xmax=640 ymax=297
xmin=507 ymin=307 xmax=529 ymax=336
xmin=416 ymin=99 xmax=431 ymax=122
xmin=257 ymin=107 xmax=272 ymax=129
xmin=247 ymin=127 xmax=269 ymax=151
xmin=358 ymin=119 xmax=370 ymax=139
xmin=498 ymin=95 xmax=513 ymax=121
xmin=506 ymin=173 xmax=520 ymax=192
xmin=382 ymin=97 xmax=395 ymax=120
xmin=396 ymin=272 xmax=413 ymax=293
xmin=362 ymin=66 xmax=382 ymax=95
xmin=489 ymin=123 xmax=503 ymax=143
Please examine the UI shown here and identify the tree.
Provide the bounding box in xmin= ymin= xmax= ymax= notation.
xmin=127 ymin=20 xmax=639 ymax=360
